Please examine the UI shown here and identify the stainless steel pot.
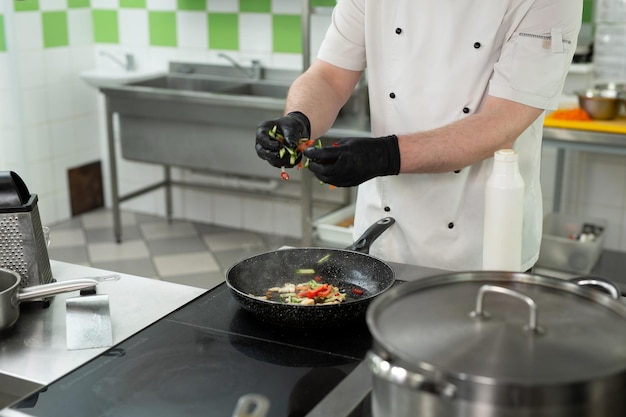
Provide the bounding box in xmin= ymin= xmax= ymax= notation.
xmin=366 ymin=271 xmax=626 ymax=417
xmin=0 ymin=268 xmax=119 ymax=332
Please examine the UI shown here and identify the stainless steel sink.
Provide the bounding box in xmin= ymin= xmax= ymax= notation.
xmin=129 ymin=74 xmax=290 ymax=99
xmin=99 ymin=61 xmax=369 ymax=243
xmin=99 ymin=60 xmax=369 ymax=178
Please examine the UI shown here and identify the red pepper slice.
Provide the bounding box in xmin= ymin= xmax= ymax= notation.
xmin=280 ymin=167 xmax=290 ymax=181
xmin=297 ymin=283 xmax=330 ymax=299
xmin=296 ymin=139 xmax=317 ymax=153
xmin=352 ymin=288 xmax=364 ymax=296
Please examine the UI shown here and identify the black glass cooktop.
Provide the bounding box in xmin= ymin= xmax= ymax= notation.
xmin=12 ymin=283 xmax=374 ymax=417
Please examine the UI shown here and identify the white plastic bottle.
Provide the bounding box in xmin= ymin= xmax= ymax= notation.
xmin=482 ymin=149 xmax=525 ymax=271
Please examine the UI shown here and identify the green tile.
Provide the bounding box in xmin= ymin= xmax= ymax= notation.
xmin=582 ymin=0 xmax=593 ymax=23
xmin=93 ymin=10 xmax=119 ymax=44
xmin=120 ymin=0 xmax=146 ymax=8
xmin=0 ymin=15 xmax=6 ymax=52
xmin=149 ymin=11 xmax=177 ymax=47
xmin=178 ymin=0 xmax=206 ymax=11
xmin=208 ymin=13 xmax=238 ymax=50
xmin=42 ymin=11 xmax=69 ymax=48
xmin=240 ymin=0 xmax=270 ymax=13
xmin=14 ymin=0 xmax=39 ymax=11
xmin=68 ymin=0 xmax=90 ymax=8
xmin=273 ymin=15 xmax=301 ymax=53
xmin=311 ymin=0 xmax=335 ymax=7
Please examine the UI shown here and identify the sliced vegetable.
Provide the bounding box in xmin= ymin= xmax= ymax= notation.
xmin=268 ymin=124 xmax=322 ymax=181
xmin=253 ymin=279 xmax=346 ymax=305
xmin=316 ymin=254 xmax=331 ymax=264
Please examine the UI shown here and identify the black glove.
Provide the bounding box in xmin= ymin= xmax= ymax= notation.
xmin=303 ymin=135 xmax=401 ymax=187
xmin=255 ymin=111 xmax=311 ymax=168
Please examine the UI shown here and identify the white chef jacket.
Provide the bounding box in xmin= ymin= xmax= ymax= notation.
xmin=317 ymin=0 xmax=582 ymax=271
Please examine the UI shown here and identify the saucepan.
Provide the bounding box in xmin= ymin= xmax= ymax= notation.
xmin=226 ymin=217 xmax=395 ymax=327
xmin=366 ymin=271 xmax=626 ymax=417
xmin=0 ymin=268 xmax=119 ymax=332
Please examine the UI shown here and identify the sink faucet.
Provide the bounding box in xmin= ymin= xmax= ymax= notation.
xmin=217 ymin=53 xmax=262 ymax=80
xmin=99 ymin=51 xmax=136 ymax=71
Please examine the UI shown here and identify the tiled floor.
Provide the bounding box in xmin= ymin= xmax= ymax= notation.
xmin=47 ymin=208 xmax=299 ymax=289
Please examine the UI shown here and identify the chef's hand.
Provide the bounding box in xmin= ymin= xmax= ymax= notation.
xmin=255 ymin=111 xmax=311 ymax=168
xmin=304 ymin=135 xmax=401 ymax=187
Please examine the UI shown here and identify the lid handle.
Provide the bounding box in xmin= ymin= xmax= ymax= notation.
xmin=569 ymin=277 xmax=621 ymax=300
xmin=470 ymin=285 xmax=543 ymax=334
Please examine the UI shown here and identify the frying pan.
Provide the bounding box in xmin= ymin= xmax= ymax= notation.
xmin=226 ymin=217 xmax=395 ymax=327
xmin=0 ymin=268 xmax=120 ymax=332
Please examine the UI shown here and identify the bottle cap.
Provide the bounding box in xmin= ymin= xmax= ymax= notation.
xmin=494 ymin=149 xmax=518 ymax=162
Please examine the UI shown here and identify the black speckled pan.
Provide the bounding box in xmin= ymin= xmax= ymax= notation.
xmin=226 ymin=218 xmax=395 ymax=327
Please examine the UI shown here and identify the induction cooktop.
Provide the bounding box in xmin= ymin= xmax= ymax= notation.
xmin=11 ymin=283 xmax=375 ymax=417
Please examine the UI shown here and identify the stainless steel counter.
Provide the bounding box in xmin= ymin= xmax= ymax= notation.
xmin=0 ymin=261 xmax=205 ymax=386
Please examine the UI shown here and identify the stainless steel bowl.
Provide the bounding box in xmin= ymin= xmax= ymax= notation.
xmin=576 ymin=89 xmax=622 ymax=120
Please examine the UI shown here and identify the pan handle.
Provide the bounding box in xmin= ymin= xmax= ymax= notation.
xmin=18 ymin=275 xmax=121 ymax=302
xmin=345 ymin=217 xmax=395 ymax=254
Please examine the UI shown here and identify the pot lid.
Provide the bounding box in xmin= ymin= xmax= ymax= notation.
xmin=366 ymin=272 xmax=626 ymax=385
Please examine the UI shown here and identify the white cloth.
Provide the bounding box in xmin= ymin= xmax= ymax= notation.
xmin=317 ymin=0 xmax=582 ymax=271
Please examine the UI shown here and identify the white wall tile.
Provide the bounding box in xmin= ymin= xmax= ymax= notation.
xmin=146 ymin=0 xmax=177 ymax=11
xmin=311 ymin=14 xmax=332 ymax=56
xmin=40 ymin=0 xmax=66 ymax=11
xmin=20 ymin=87 xmax=48 ymax=125
xmin=207 ymin=0 xmax=238 ymax=13
xmin=48 ymin=119 xmax=75 ymax=158
xmin=51 ymin=188 xmax=72 ymax=223
xmin=91 ymin=0 xmax=118 ymax=9
xmin=43 ymin=48 xmax=73 ymax=84
xmin=13 ymin=12 xmax=43 ymax=51
xmin=68 ymin=9 xmax=93 ymax=47
xmin=242 ymin=197 xmax=273 ymax=233
xmin=272 ymin=0 xmax=301 ymax=14
xmin=180 ymin=189 xmax=215 ymax=224
xmin=22 ymin=159 xmax=55 ymax=200
xmin=70 ymin=81 xmax=98 ymax=116
xmin=70 ymin=45 xmax=96 ymax=74
xmin=0 ymin=89 xmax=19 ymax=128
xmin=271 ymin=200 xmax=301 ymax=238
xmin=146 ymin=47 xmax=180 ymax=70
xmin=177 ymin=49 xmax=211 ymax=64
xmin=44 ymin=83 xmax=74 ymax=121
xmin=119 ymin=9 xmax=149 ymax=47
xmin=271 ymin=53 xmax=302 ymax=71
xmin=72 ymin=114 xmax=100 ymax=151
xmin=239 ymin=14 xmax=271 ymax=54
xmin=0 ymin=127 xmax=22 ymax=168
xmin=22 ymin=123 xmax=51 ymax=162
xmin=0 ymin=55 xmax=11 ymax=90
xmin=214 ymin=194 xmax=243 ymax=228
xmin=177 ymin=12 xmax=208 ymax=49
xmin=16 ymin=50 xmax=45 ymax=88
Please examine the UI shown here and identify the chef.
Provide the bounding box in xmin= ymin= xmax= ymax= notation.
xmin=255 ymin=0 xmax=583 ymax=271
